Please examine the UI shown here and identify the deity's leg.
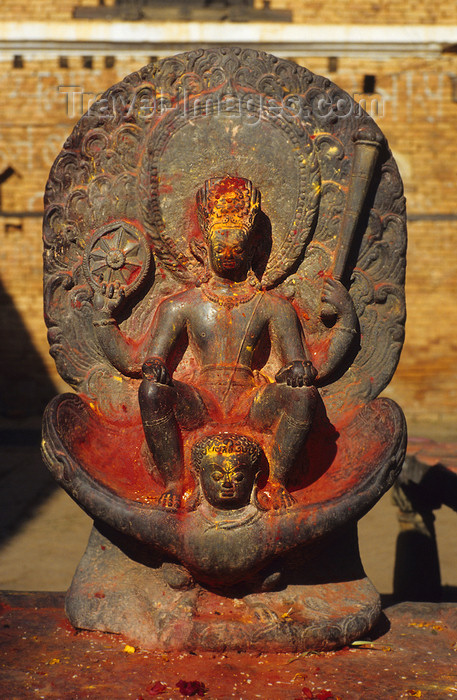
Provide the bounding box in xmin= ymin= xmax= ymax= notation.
xmin=249 ymin=383 xmax=318 ymax=508
xmin=138 ymin=379 xmax=208 ymax=509
xmin=138 ymin=381 xmax=182 ymax=508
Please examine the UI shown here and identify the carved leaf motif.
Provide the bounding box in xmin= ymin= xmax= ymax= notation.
xmin=257 ymin=74 xmax=288 ymax=100
xmin=65 ymin=189 xmax=89 ymax=224
xmin=81 ymin=130 xmax=109 ymax=160
xmin=153 ymin=56 xmax=187 ymax=93
xmin=113 ymin=124 xmax=143 ymax=169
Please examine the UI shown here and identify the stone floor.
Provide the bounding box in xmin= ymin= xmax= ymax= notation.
xmin=1 ymin=592 xmax=457 ymax=699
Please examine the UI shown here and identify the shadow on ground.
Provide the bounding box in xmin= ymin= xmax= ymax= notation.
xmin=0 ymin=279 xmax=57 ymax=546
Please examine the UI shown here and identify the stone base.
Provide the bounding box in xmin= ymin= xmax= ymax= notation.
xmin=66 ymin=521 xmax=380 ymax=652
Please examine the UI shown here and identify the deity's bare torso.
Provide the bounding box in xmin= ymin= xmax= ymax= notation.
xmin=146 ymin=284 xmax=307 ymax=371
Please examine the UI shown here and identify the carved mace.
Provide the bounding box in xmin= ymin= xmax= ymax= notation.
xmin=321 ymin=126 xmax=383 ymax=320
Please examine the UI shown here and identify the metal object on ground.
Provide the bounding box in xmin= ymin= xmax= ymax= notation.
xmin=393 ymin=438 xmax=457 ymax=602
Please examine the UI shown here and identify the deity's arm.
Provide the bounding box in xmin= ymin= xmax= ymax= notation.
xmin=93 ymin=315 xmax=149 ymax=377
xmin=93 ymin=294 xmax=186 ymax=377
xmin=141 ymin=296 xmax=187 ymax=370
xmin=268 ymin=297 xmax=310 ymax=364
xmin=268 ymin=297 xmax=317 ymax=387
xmin=312 ymin=278 xmax=358 ymax=383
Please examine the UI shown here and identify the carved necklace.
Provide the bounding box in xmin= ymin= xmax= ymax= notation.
xmin=201 ymin=282 xmax=259 ymax=309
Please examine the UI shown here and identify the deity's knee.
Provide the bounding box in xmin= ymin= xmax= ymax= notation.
xmin=138 ymin=379 xmax=175 ymax=418
xmin=280 ymin=385 xmax=318 ymax=425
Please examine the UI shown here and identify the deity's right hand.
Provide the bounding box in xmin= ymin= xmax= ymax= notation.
xmin=142 ymin=357 xmax=173 ymax=385
xmin=92 ymin=281 xmax=125 ymax=318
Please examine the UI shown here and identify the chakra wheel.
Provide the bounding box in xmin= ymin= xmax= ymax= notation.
xmin=83 ymin=221 xmax=152 ymax=297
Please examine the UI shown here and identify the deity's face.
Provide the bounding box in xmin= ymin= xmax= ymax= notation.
xmin=208 ymin=228 xmax=251 ymax=280
xmin=199 ymin=451 xmax=256 ymax=510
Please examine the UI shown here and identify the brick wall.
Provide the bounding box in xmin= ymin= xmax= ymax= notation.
xmin=0 ymin=0 xmax=99 ymax=21
xmin=388 ymin=219 xmax=457 ymax=432
xmin=263 ymin=0 xmax=457 ymax=24
xmin=1 ymin=0 xmax=456 ymax=23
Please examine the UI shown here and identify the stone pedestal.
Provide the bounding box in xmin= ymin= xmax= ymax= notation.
xmin=66 ymin=521 xmax=379 ymax=651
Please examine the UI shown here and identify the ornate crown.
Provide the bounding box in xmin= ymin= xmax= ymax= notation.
xmin=196 ymin=176 xmax=260 ymax=239
xmin=191 ymin=433 xmax=261 ymax=473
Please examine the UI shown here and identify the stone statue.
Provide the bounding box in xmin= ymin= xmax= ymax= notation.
xmin=42 ymin=48 xmax=407 ymax=651
xmin=92 ymin=176 xmax=356 ymax=510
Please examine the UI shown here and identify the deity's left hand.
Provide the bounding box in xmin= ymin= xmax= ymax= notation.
xmin=275 ymin=360 xmax=317 ymax=387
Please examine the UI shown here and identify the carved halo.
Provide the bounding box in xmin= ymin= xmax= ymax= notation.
xmin=43 ymin=48 xmax=406 ymax=411
xmin=138 ymin=80 xmax=321 ymax=290
xmin=83 ymin=220 xmax=152 ymax=297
